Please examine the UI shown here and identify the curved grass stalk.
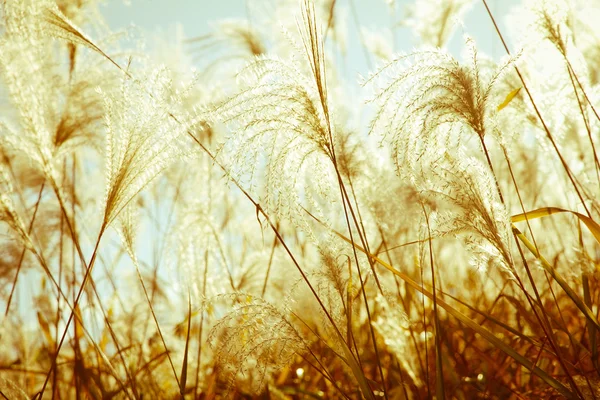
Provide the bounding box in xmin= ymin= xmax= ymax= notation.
xmin=511 ymin=223 xmax=600 ymax=332
xmin=316 ymin=215 xmax=577 ymax=399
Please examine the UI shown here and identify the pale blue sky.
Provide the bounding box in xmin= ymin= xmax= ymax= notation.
xmin=100 ymin=0 xmax=520 ymax=79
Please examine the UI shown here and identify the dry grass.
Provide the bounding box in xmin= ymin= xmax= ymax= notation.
xmin=1 ymin=0 xmax=600 ymax=399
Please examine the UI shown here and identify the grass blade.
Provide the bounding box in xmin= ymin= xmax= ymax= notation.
xmin=307 ymin=211 xmax=577 ymax=398
xmin=511 ymin=207 xmax=600 ymax=244
xmin=180 ymin=294 xmax=192 ymax=399
xmin=512 ymin=224 xmax=600 ymax=330
xmin=497 ymin=87 xmax=521 ymax=111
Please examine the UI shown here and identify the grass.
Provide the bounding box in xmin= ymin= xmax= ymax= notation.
xmin=1 ymin=0 xmax=600 ymax=398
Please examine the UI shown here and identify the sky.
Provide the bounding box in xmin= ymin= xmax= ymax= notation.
xmin=99 ymin=0 xmax=521 ymax=80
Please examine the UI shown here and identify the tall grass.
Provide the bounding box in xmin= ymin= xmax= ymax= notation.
xmin=1 ymin=0 xmax=600 ymax=398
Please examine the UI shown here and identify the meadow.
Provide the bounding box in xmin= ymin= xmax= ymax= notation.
xmin=1 ymin=0 xmax=600 ymax=398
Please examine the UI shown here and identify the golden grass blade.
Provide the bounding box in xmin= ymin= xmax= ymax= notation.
xmin=582 ymin=274 xmax=599 ymax=372
xmin=512 ymin=224 xmax=600 ymax=330
xmin=441 ymin=290 xmax=539 ymax=346
xmin=339 ymin=341 xmax=376 ymax=400
xmin=41 ymin=5 xmax=117 ymax=69
xmin=305 ymin=209 xmax=575 ymax=398
xmin=180 ymin=295 xmax=192 ymax=400
xmin=497 ymin=87 xmax=521 ymax=111
xmin=37 ymin=311 xmax=55 ymax=348
xmin=511 ymin=207 xmax=600 ymax=244
xmin=0 ymin=376 xmax=28 ymax=400
xmin=367 ymin=242 xmax=575 ymax=398
xmin=512 ymin=206 xmax=600 ymax=393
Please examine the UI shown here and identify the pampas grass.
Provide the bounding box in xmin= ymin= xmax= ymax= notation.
xmin=1 ymin=0 xmax=600 ymax=398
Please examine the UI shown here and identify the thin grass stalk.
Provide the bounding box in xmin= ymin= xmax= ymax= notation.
xmin=133 ymin=176 xmax=185 ymax=384
xmin=347 ymin=0 xmax=372 ymax=70
xmin=84 ymin=277 xmax=139 ymax=400
xmin=566 ymin=58 xmax=600 ymax=124
xmin=481 ymin=0 xmax=592 ymax=218
xmin=421 ymin=204 xmax=445 ymax=398
xmin=441 ymin=290 xmax=540 ymax=346
xmin=340 ymin=229 xmax=577 ymax=398
xmin=583 ymin=273 xmax=600 ymax=374
xmin=38 ymin=168 xmax=144 ymax=400
xmin=308 ymin=208 xmax=579 ymax=397
xmin=52 ymin=160 xmax=67 ymax=400
xmin=261 ymin=230 xmax=278 ymax=297
xmin=501 ymin=149 xmax=589 ymax=371
xmin=194 ymin=249 xmax=209 ymax=399
xmin=0 ymin=184 xmax=129 ymax=398
xmin=179 ymin=293 xmax=192 ymax=399
xmin=377 ymin=230 xmax=420 ymax=400
xmin=328 ymin=167 xmax=388 ymax=394
xmin=419 ymin=241 xmax=431 ymax=399
xmin=36 ymin=217 xmax=106 ymax=400
xmin=479 ymin=134 xmax=585 ymax=398
xmin=4 ymin=181 xmax=45 ymax=319
xmin=128 ymin=250 xmax=181 ymax=388
xmin=289 ymin=312 xmax=352 ymax=399
xmin=299 ymin=3 xmax=386 ymax=395
xmin=13 ymin=233 xmax=131 ymax=400
xmin=348 ymin=177 xmax=383 ymax=293
xmin=511 ymin=235 xmax=586 ymax=398
xmin=71 ymin=155 xmax=77 ymax=307
xmin=337 ymin=178 xmax=384 ymax=393
xmin=371 ymin=208 xmax=423 ymax=393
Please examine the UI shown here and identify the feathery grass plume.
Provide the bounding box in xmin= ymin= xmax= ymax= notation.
xmin=514 ymin=0 xmax=600 ymax=195
xmin=361 ymin=27 xmax=395 ymax=62
xmin=209 ymin=20 xmax=267 ymax=57
xmin=40 ymin=1 xmax=106 ymax=56
xmin=309 ymin=239 xmax=368 ymax=345
xmin=0 ymin=0 xmax=111 ymax=186
xmin=0 ymin=165 xmax=35 ymax=252
xmin=187 ymin=19 xmax=266 ymax=78
xmin=0 ymin=1 xmax=69 ymax=178
xmin=0 ymin=376 xmax=28 ymax=400
xmin=569 ymin=0 xmax=600 ymax=85
xmin=208 ymin=293 xmax=309 ymax=395
xmin=99 ymin=67 xmax=193 ymax=228
xmin=372 ymin=293 xmax=421 ymax=388
xmin=316 ymin=243 xmax=350 ymax=307
xmin=403 ymin=0 xmax=474 ymax=47
xmin=422 ymin=153 xmax=514 ymax=274
xmin=364 ymin=35 xmax=518 ymax=172
xmin=522 ymin=0 xmax=573 ymax=57
xmin=269 ymin=0 xmax=347 ymax=55
xmin=510 ymin=0 xmax=590 ymax=126
xmin=6 ymin=0 xmax=600 ymax=397
xmin=55 ymin=0 xmax=102 ymax=23
xmin=173 ymin=199 xmax=242 ymax=297
xmin=213 ymin=51 xmax=338 ymax=220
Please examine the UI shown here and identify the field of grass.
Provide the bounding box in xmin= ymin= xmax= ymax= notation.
xmin=1 ymin=0 xmax=600 ymax=398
